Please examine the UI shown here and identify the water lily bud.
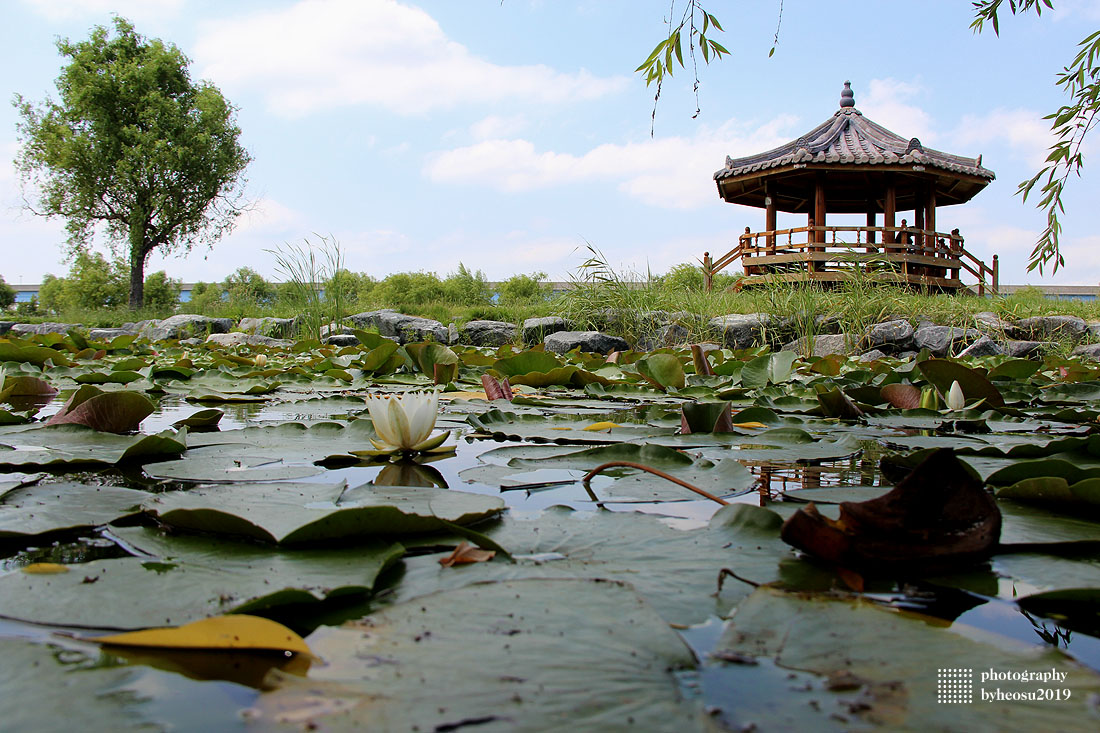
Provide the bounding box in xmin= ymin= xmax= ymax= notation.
xmin=946 ymin=381 xmax=965 ymax=411
xmin=919 ymin=386 xmax=938 ymax=411
xmin=254 ymin=353 xmax=268 ymax=368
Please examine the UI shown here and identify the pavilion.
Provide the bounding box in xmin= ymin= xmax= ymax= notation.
xmin=703 ymin=82 xmax=998 ymax=293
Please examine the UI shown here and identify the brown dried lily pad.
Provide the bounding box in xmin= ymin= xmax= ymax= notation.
xmin=46 ymin=385 xmax=154 ymax=433
xmin=780 ymin=448 xmax=1000 ymax=573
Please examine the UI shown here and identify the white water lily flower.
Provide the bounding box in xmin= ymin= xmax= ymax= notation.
xmin=945 ymin=380 xmax=966 ymax=411
xmin=365 ymin=390 xmax=449 ymax=453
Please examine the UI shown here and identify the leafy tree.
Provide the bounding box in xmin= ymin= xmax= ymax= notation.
xmin=14 ymin=17 xmax=250 ymax=308
xmin=36 ymin=274 xmax=69 ymax=316
xmin=375 ymin=272 xmax=446 ymax=310
xmin=184 ymin=281 xmax=224 ymax=314
xmin=0 ymin=276 xmax=15 ymax=309
xmin=497 ymin=272 xmax=552 ymax=305
xmin=641 ymin=1 xmax=1095 ymax=273
xmin=223 ymin=267 xmax=275 ymax=317
xmin=35 ymin=251 xmax=128 ymax=314
xmin=142 ymin=270 xmax=182 ymax=312
xmin=658 ymin=262 xmax=737 ymax=292
xmin=443 ymin=263 xmax=492 ymax=306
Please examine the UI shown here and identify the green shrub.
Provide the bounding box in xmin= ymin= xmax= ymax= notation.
xmin=375 ymin=271 xmax=446 ymax=310
xmin=497 ymin=272 xmax=552 ymax=305
xmin=0 ymin=276 xmax=14 ymax=309
xmin=658 ymin=262 xmax=738 ymax=292
xmin=222 ymin=267 xmax=275 ymax=319
xmin=142 ymin=271 xmax=181 ymax=313
xmin=443 ymin=263 xmax=492 ymax=306
xmin=183 ymin=281 xmax=225 ymax=314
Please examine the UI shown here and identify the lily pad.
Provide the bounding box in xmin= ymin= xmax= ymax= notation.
xmin=46 ymin=385 xmax=155 ymax=433
xmin=711 ymin=587 xmax=1100 ymax=730
xmin=0 ymin=424 xmax=186 ymax=468
xmin=256 ymin=579 xmax=700 ymax=731
xmin=389 ymin=504 xmax=790 ymax=626
xmin=0 ymin=483 xmax=147 ymax=539
xmin=145 ymin=481 xmax=505 ymax=545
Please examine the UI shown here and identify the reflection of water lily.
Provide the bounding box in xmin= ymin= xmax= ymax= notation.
xmin=363 ymin=390 xmax=452 ymax=456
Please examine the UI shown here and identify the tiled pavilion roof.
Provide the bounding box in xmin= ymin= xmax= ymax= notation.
xmin=714 ymin=82 xmax=994 ymax=188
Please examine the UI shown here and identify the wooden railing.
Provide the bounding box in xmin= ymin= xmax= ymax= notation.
xmin=702 ymin=225 xmax=998 ymax=295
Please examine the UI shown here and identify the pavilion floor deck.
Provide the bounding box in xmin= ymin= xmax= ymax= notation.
xmin=704 ymin=225 xmax=998 ymax=295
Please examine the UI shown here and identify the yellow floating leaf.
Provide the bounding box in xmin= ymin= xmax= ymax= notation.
xmin=21 ymin=563 xmax=70 ymax=574
xmin=438 ymin=391 xmax=489 ymax=401
xmin=582 ymin=422 xmax=622 ymax=432
xmin=90 ymin=615 xmax=311 ymax=655
xmin=731 ymin=421 xmax=768 ymax=429
xmin=439 ymin=541 xmax=496 ymax=568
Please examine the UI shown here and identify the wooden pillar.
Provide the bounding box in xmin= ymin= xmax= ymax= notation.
xmin=812 ymin=176 xmax=826 ymax=273
xmin=884 ymin=180 xmax=897 ymax=251
xmin=703 ymin=251 xmax=712 ymax=292
xmin=765 ymin=180 xmax=777 ymax=254
xmin=866 ymin=210 xmax=877 ymax=250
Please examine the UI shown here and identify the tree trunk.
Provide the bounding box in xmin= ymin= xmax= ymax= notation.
xmin=128 ymin=221 xmax=147 ymax=309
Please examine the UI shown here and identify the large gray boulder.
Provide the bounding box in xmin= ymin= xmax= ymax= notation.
xmin=708 ymin=313 xmax=774 ymax=350
xmin=864 ymin=319 xmax=914 ymax=350
xmin=9 ymin=322 xmax=81 ymax=337
xmin=322 ymin=334 xmax=361 ymax=347
xmin=636 ymin=323 xmax=693 ymax=351
xmin=956 ymin=335 xmax=1004 ymax=358
xmin=1003 ymin=340 xmax=1046 ymax=358
xmin=912 ymin=325 xmax=982 ymax=357
xmin=1073 ymin=343 xmax=1100 ymax=361
xmin=459 ymin=320 xmax=517 ymax=347
xmin=973 ymin=311 xmax=1018 ymax=337
xmin=521 ymin=317 xmax=570 ymax=345
xmin=206 ymin=332 xmax=293 ymax=349
xmin=1014 ymin=315 xmax=1088 ymax=341
xmin=780 ymin=333 xmax=850 ymax=357
xmin=140 ymin=315 xmax=232 ymax=341
xmin=544 ymin=331 xmax=629 ymax=356
xmin=345 ymin=309 xmax=448 ymax=344
xmin=239 ymin=317 xmax=298 ymax=339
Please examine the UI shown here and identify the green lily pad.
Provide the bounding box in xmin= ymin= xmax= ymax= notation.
xmin=0 ymin=483 xmax=147 ymax=538
xmin=0 ymin=528 xmax=404 ymax=629
xmin=145 ymin=481 xmax=505 ymax=545
xmin=918 ymin=358 xmax=1004 ymax=407
xmin=389 ymin=504 xmax=790 ymax=626
xmin=711 ymin=587 xmax=1100 ymax=730
xmin=0 ymin=424 xmax=186 ymax=468
xmin=997 ymin=476 xmax=1100 ymax=509
xmin=635 ymin=353 xmax=686 ymax=391
xmin=256 ymin=579 xmax=699 ymax=731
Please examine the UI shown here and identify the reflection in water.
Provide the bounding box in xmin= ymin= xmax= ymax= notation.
xmin=100 ymin=646 xmax=310 ymax=690
xmin=371 ymin=461 xmax=448 ymax=489
xmin=1022 ymin=608 xmax=1074 ymax=649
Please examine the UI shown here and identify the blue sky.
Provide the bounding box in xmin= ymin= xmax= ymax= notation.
xmin=2 ymin=0 xmax=1099 ymax=288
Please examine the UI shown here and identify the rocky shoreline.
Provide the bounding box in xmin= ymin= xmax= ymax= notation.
xmin=4 ymin=308 xmax=1099 ymax=360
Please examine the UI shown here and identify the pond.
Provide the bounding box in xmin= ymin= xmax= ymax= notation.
xmin=1 ymin=333 xmax=1100 ymax=730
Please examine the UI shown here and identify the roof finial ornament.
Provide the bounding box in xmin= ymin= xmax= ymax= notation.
xmin=839 ymin=80 xmax=855 ymax=109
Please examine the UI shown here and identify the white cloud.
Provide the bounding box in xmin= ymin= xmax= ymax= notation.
xmin=857 ymin=78 xmax=934 ymax=144
xmin=423 ymin=116 xmax=797 ymax=210
xmin=19 ymin=0 xmax=183 ymax=22
xmin=193 ymin=0 xmax=626 ymax=116
xmin=234 ymin=198 xmax=305 ymax=236
xmin=470 ymin=114 xmax=528 ymax=141
xmin=951 ymin=108 xmax=1052 ymax=169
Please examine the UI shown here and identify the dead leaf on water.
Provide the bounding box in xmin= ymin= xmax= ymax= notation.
xmin=439 ymin=541 xmax=496 ymax=567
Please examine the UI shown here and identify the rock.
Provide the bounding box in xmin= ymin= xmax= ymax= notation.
xmin=0 ymin=322 xmax=14 ymax=335
xmin=1072 ymin=343 xmax=1100 ymax=360
xmin=912 ymin=325 xmax=982 ymax=357
xmin=521 ymin=316 xmax=570 ymax=344
xmin=322 ymin=334 xmax=360 ymax=347
xmin=973 ymin=311 xmax=1018 ymax=337
xmin=448 ymin=323 xmax=459 ymax=346
xmin=781 ymin=334 xmax=850 ymax=357
xmin=864 ymin=320 xmax=914 ymax=350
xmin=460 ymin=320 xmax=517 ymax=347
xmin=239 ymin=317 xmax=298 ymax=339
xmin=636 ymin=323 xmax=693 ymax=351
xmin=708 ymin=313 xmax=774 ymax=350
xmin=544 ymin=331 xmax=629 ymax=356
xmin=9 ymin=322 xmax=81 ymax=337
xmin=1003 ymin=340 xmax=1046 ymax=358
xmin=1014 ymin=315 xmax=1087 ymax=341
xmin=319 ymin=322 xmax=354 ymax=339
xmin=88 ymin=327 xmax=135 ymax=341
xmin=858 ymin=349 xmax=888 ymax=363
xmin=140 ymin=315 xmax=232 ymax=341
xmin=179 ymin=337 xmax=204 ymax=347
xmin=345 ymin=309 xmax=448 ymax=344
xmin=206 ymin=333 xmax=293 ymax=349
xmin=956 ymin=335 xmax=1004 ymax=358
